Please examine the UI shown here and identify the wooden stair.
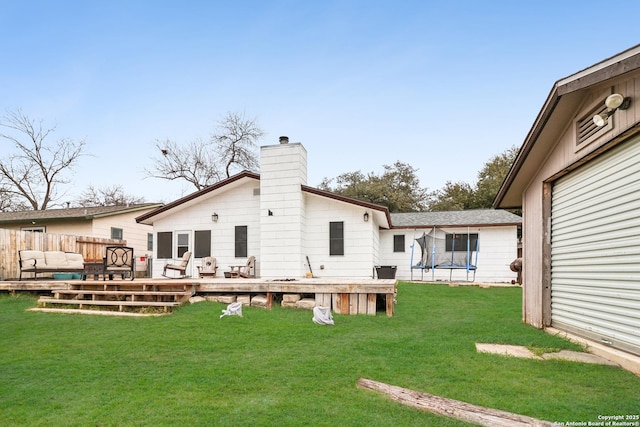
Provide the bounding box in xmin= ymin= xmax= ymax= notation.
xmin=31 ymin=282 xmax=195 ymax=316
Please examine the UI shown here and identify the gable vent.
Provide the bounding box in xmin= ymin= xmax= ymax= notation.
xmin=577 ymin=103 xmax=610 ymax=146
xmin=253 ymin=188 xmax=260 ymax=196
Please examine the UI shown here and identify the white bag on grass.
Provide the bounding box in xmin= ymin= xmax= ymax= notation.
xmin=220 ymin=302 xmax=243 ymax=319
xmin=312 ymin=306 xmax=334 ymax=325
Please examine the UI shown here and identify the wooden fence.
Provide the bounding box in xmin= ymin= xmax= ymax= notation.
xmin=0 ymin=228 xmax=126 ymax=280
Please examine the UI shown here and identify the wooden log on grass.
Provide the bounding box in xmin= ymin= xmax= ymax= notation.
xmin=356 ymin=378 xmax=554 ymax=427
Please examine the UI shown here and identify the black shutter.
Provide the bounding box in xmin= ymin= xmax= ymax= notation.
xmin=194 ymin=230 xmax=211 ymax=258
xmin=157 ymin=232 xmax=172 ymax=259
xmin=329 ymin=222 xmax=344 ymax=255
xmin=235 ymin=226 xmax=248 ymax=257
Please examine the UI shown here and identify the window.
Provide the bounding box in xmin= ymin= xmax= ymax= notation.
xmin=329 ymin=221 xmax=344 ymax=256
xmin=194 ymin=230 xmax=211 ymax=258
xmin=393 ymin=235 xmax=405 ymax=252
xmin=445 ymin=233 xmax=478 ymax=252
xmin=111 ymin=227 xmax=123 ymax=240
xmin=176 ymin=232 xmax=189 ymax=257
xmin=235 ymin=226 xmax=247 ymax=257
xmin=157 ymin=232 xmax=172 ymax=259
xmin=147 ymin=233 xmax=153 ymax=251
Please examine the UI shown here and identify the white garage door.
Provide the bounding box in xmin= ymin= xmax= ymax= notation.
xmin=551 ymin=136 xmax=640 ymax=356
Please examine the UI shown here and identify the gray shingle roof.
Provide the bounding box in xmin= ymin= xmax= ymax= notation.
xmin=0 ymin=203 xmax=162 ymax=224
xmin=390 ymin=209 xmax=521 ymax=228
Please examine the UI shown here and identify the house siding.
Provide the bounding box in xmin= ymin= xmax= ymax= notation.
xmin=379 ymin=226 xmax=518 ymax=283
xmin=151 ymin=181 xmax=261 ymax=278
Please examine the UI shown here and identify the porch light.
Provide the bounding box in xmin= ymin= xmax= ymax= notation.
xmin=212 ymin=213 xmax=219 ymax=222
xmin=593 ymin=93 xmax=631 ymax=127
xmin=363 ymin=212 xmax=369 ymax=222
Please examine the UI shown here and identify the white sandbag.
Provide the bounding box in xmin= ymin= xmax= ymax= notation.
xmin=220 ymin=302 xmax=243 ymax=319
xmin=312 ymin=306 xmax=334 ymax=325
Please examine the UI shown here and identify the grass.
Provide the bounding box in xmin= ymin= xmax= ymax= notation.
xmin=1 ymin=283 xmax=638 ymax=426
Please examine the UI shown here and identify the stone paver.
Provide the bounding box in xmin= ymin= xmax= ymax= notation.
xmin=475 ymin=343 xmax=619 ymax=367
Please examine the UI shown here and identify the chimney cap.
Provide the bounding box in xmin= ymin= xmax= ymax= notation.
xmin=279 ymin=136 xmax=289 ymax=144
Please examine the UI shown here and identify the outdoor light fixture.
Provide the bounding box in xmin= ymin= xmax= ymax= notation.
xmin=593 ymin=93 xmax=631 ymax=127
xmin=212 ymin=213 xmax=219 ymax=222
xmin=363 ymin=212 xmax=369 ymax=222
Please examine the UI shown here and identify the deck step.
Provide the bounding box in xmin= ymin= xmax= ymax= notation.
xmin=28 ymin=307 xmax=169 ymax=317
xmin=54 ymin=289 xmax=193 ymax=302
xmin=39 ymin=297 xmax=181 ymax=308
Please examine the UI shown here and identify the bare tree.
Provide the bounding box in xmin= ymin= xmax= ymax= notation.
xmin=146 ymin=137 xmax=223 ymax=191
xmin=212 ymin=111 xmax=263 ymax=177
xmin=76 ymin=184 xmax=145 ymax=207
xmin=0 ymin=108 xmax=86 ymax=210
xmin=145 ymin=111 xmax=264 ymax=190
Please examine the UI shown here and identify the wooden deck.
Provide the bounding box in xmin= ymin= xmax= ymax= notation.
xmin=1 ymin=277 xmax=397 ymax=316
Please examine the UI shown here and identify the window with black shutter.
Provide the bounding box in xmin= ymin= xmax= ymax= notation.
xmin=157 ymin=232 xmax=172 ymax=259
xmin=235 ymin=226 xmax=248 ymax=257
xmin=329 ymin=221 xmax=344 ymax=256
xmin=393 ymin=235 xmax=405 ymax=252
xmin=194 ymin=230 xmax=211 ymax=258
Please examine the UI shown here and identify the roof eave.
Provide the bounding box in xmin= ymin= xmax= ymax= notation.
xmin=136 ymin=172 xmax=260 ymax=224
xmin=494 ymin=44 xmax=640 ymax=209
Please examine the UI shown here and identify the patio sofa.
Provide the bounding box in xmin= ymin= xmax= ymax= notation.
xmin=18 ymin=250 xmax=85 ymax=280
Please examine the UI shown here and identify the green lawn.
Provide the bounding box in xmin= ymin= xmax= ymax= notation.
xmin=1 ymin=283 xmax=638 ymax=426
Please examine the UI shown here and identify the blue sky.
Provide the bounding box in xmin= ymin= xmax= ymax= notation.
xmin=1 ymin=0 xmax=639 ymax=205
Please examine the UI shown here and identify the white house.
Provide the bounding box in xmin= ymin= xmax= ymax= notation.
xmin=137 ymin=138 xmax=520 ymax=283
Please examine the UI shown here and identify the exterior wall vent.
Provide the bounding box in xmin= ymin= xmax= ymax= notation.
xmin=576 ymin=103 xmax=611 ymax=148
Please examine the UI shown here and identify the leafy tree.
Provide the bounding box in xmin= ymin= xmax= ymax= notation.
xmin=427 ymin=181 xmax=476 ymax=211
xmin=0 ymin=108 xmax=86 ymax=211
xmin=76 ymin=185 xmax=145 ymax=207
xmin=474 ymin=146 xmax=519 ymax=208
xmin=428 ymin=145 xmax=519 ymax=211
xmin=146 ymin=111 xmax=264 ymax=190
xmin=319 ymin=161 xmax=428 ymax=212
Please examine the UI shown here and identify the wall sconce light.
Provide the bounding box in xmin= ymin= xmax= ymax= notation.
xmin=212 ymin=213 xmax=219 ymax=222
xmin=593 ymin=93 xmax=631 ymax=127
xmin=268 ymin=209 xmax=273 ymax=216
xmin=363 ymin=212 xmax=369 ymax=222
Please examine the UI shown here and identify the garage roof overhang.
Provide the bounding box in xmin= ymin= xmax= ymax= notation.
xmin=494 ymin=44 xmax=640 ymax=210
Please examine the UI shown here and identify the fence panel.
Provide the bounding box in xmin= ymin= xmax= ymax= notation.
xmin=0 ymin=228 xmax=125 ymax=280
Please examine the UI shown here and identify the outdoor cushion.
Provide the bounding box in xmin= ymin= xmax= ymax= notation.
xmin=19 ymin=250 xmax=45 ymax=267
xmin=65 ymin=253 xmax=85 ymax=269
xmin=44 ymin=251 xmax=68 ymax=268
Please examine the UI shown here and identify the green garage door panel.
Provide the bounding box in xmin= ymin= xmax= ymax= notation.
xmin=551 ymin=135 xmax=640 ymax=356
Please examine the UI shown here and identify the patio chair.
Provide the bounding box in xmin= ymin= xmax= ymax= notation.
xmin=103 ymin=246 xmax=135 ymax=281
xmin=231 ymin=255 xmax=256 ymax=279
xmin=162 ymin=251 xmax=192 ymax=278
xmin=197 ymin=256 xmax=218 ymax=278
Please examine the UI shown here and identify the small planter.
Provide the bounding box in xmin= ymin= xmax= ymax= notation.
xmin=375 ymin=266 xmax=397 ymax=279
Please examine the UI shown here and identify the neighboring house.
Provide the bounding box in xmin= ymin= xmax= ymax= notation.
xmin=388 ymin=210 xmax=521 ymax=282
xmin=494 ymin=44 xmax=640 ymax=357
xmin=137 ymin=138 xmax=520 ymax=283
xmin=0 ymin=204 xmax=162 ymax=267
